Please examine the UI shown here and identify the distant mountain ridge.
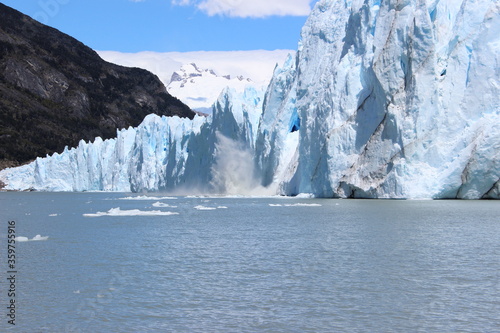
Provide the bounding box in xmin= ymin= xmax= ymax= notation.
xmin=0 ymin=3 xmax=193 ymax=169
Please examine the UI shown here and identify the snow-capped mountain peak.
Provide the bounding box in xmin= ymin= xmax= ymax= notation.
xmin=166 ymin=62 xmax=255 ymax=114
xmin=169 ymin=63 xmax=224 ymax=84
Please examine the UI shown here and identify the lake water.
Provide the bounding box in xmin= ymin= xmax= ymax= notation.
xmin=0 ymin=192 xmax=498 ymax=332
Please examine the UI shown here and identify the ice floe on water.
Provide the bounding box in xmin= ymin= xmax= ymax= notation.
xmin=269 ymin=203 xmax=322 ymax=207
xmin=186 ymin=194 xmax=281 ymax=199
xmin=194 ymin=205 xmax=217 ymax=211
xmin=83 ymin=207 xmax=179 ymax=217
xmin=118 ymin=196 xmax=177 ymax=201
xmin=152 ymin=202 xmax=178 ymax=208
xmin=193 ymin=205 xmax=230 ymax=210
xmin=32 ymin=235 xmax=49 ymax=240
xmin=49 ymin=214 xmax=59 ymax=217
xmin=292 ymin=203 xmax=322 ymax=207
xmin=15 ymin=235 xmax=49 ymax=242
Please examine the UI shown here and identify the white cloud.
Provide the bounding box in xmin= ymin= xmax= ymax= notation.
xmin=172 ymin=0 xmax=314 ymax=18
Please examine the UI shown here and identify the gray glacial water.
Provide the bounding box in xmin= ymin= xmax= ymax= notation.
xmin=0 ymin=192 xmax=498 ymax=332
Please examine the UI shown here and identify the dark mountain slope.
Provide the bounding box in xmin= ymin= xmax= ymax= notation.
xmin=0 ymin=3 xmax=194 ymax=169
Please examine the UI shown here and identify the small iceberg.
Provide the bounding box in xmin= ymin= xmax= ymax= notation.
xmin=15 ymin=235 xmax=49 ymax=242
xmin=152 ymin=202 xmax=178 ymax=208
xmin=118 ymin=196 xmax=177 ymax=201
xmin=268 ymin=203 xmax=322 ymax=207
xmin=83 ymin=207 xmax=179 ymax=217
xmin=288 ymin=203 xmax=322 ymax=207
xmin=194 ymin=205 xmax=217 ymax=211
xmin=193 ymin=205 xmax=229 ymax=210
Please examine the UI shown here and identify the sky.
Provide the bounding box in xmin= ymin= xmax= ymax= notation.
xmin=1 ymin=0 xmax=320 ymax=52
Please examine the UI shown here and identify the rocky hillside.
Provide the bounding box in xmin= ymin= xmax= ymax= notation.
xmin=0 ymin=3 xmax=194 ymax=169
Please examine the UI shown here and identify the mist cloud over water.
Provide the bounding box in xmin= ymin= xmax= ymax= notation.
xmin=210 ymin=133 xmax=275 ymax=196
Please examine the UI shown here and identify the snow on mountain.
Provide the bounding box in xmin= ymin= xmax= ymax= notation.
xmin=97 ymin=50 xmax=292 ymax=113
xmin=166 ymin=62 xmax=253 ymax=114
xmin=1 ymin=0 xmax=498 ymax=199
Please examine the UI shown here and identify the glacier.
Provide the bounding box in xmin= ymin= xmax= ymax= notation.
xmin=0 ymin=85 xmax=265 ymax=193
xmin=254 ymin=0 xmax=499 ymax=199
xmin=1 ymin=0 xmax=499 ymax=199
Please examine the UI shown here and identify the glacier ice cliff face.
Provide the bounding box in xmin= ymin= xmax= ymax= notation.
xmin=1 ymin=0 xmax=498 ymax=199
xmin=0 ymin=86 xmax=264 ymax=193
xmin=254 ymin=0 xmax=499 ymax=199
xmin=0 ymin=116 xmax=199 ymax=192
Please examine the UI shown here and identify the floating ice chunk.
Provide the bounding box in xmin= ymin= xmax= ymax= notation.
xmin=152 ymin=202 xmax=178 ymax=208
xmin=198 ymin=195 xmax=280 ymax=199
xmin=269 ymin=203 xmax=321 ymax=207
xmin=194 ymin=205 xmax=217 ymax=210
xmin=15 ymin=235 xmax=49 ymax=241
xmin=288 ymin=203 xmax=322 ymax=207
xmin=83 ymin=207 xmax=180 ymax=217
xmin=49 ymin=214 xmax=59 ymax=217
xmin=119 ymin=196 xmax=177 ymax=201
xmin=32 ymin=234 xmax=49 ymax=241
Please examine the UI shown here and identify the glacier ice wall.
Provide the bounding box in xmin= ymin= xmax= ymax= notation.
xmin=254 ymin=0 xmax=499 ymax=199
xmin=1 ymin=0 xmax=498 ymax=199
xmin=0 ymin=86 xmax=264 ymax=193
xmin=0 ymin=115 xmax=199 ymax=192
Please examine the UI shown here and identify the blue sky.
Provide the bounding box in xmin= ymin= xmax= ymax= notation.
xmin=1 ymin=0 xmax=319 ymax=52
